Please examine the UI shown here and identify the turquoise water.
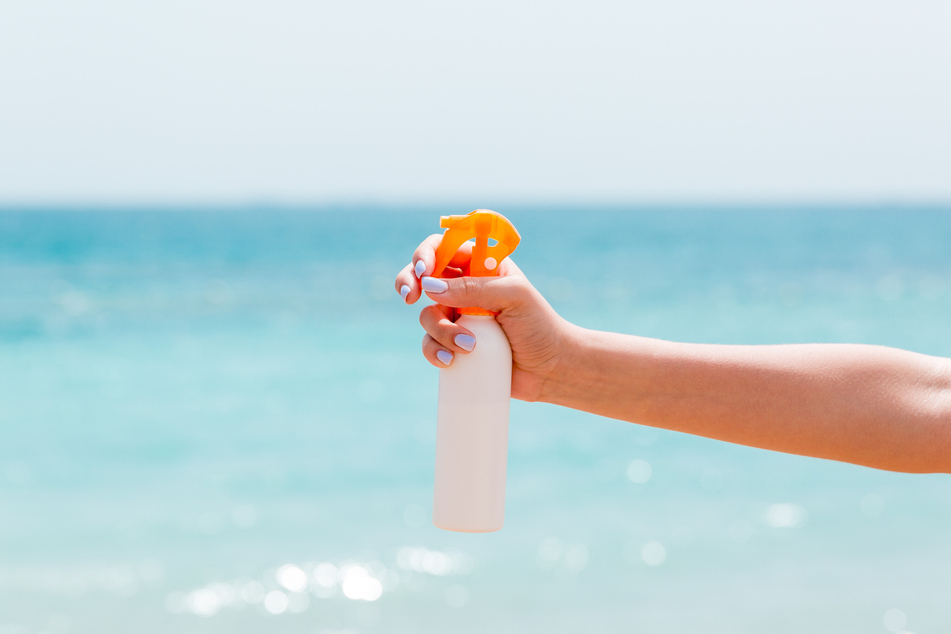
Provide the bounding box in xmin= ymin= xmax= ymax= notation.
xmin=1 ymin=207 xmax=949 ymax=633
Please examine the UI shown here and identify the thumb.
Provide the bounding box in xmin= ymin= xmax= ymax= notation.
xmin=420 ymin=274 xmax=524 ymax=313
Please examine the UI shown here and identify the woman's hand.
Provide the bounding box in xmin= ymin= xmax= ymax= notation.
xmin=394 ymin=234 xmax=571 ymax=402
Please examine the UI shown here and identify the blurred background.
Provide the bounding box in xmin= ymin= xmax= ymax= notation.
xmin=1 ymin=2 xmax=950 ymax=633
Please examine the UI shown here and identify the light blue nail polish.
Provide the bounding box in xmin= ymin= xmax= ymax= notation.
xmin=400 ymin=284 xmax=410 ymax=301
xmin=436 ymin=350 xmax=453 ymax=366
xmin=415 ymin=260 xmax=427 ymax=278
xmin=421 ymin=276 xmax=448 ymax=293
xmin=454 ymin=334 xmax=476 ymax=351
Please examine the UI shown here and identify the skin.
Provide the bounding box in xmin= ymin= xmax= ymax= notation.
xmin=395 ymin=235 xmax=951 ymax=474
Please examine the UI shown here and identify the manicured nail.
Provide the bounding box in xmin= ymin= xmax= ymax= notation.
xmin=454 ymin=334 xmax=476 ymax=351
xmin=421 ymin=276 xmax=448 ymax=294
xmin=400 ymin=284 xmax=410 ymax=301
xmin=415 ymin=260 xmax=427 ymax=278
xmin=436 ymin=350 xmax=453 ymax=366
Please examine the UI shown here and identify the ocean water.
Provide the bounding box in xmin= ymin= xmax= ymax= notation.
xmin=0 ymin=206 xmax=949 ymax=634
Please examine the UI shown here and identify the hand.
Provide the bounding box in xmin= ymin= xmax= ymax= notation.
xmin=394 ymin=234 xmax=571 ymax=402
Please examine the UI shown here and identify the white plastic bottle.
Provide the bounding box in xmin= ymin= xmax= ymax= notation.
xmin=432 ymin=314 xmax=512 ymax=532
xmin=426 ymin=209 xmax=521 ymax=533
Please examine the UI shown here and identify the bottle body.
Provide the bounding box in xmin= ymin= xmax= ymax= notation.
xmin=432 ymin=315 xmax=512 ymax=532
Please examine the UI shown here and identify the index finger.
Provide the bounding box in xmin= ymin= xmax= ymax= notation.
xmin=412 ymin=234 xmax=474 ymax=278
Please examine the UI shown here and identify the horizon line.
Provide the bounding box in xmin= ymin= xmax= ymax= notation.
xmin=2 ymin=198 xmax=950 ymax=212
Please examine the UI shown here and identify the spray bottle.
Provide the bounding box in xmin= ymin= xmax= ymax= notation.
xmin=430 ymin=210 xmax=521 ymax=533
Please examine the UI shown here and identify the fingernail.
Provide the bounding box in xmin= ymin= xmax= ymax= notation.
xmin=400 ymin=284 xmax=410 ymax=301
xmin=415 ymin=260 xmax=427 ymax=278
xmin=436 ymin=350 xmax=453 ymax=366
xmin=454 ymin=334 xmax=476 ymax=351
xmin=421 ymin=276 xmax=448 ymax=293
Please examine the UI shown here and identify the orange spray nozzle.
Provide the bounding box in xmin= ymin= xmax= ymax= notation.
xmin=432 ymin=209 xmax=520 ymax=316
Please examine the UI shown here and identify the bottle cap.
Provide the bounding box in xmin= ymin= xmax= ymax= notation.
xmin=432 ymin=209 xmax=520 ymax=316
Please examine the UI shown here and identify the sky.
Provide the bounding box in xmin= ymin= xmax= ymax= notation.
xmin=1 ymin=0 xmax=949 ymax=205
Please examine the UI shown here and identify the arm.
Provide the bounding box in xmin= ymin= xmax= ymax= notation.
xmin=395 ymin=240 xmax=951 ymax=474
xmin=544 ymin=326 xmax=951 ymax=474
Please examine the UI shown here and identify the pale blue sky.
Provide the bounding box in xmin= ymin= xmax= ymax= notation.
xmin=1 ymin=1 xmax=949 ymax=204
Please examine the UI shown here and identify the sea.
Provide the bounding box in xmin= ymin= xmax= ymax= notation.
xmin=0 ymin=206 xmax=949 ymax=634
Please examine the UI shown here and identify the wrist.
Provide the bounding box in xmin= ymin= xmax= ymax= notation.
xmin=536 ymin=321 xmax=592 ymax=406
xmin=537 ymin=325 xmax=662 ymax=425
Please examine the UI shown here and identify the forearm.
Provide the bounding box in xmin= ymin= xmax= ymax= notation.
xmin=542 ymin=325 xmax=951 ymax=473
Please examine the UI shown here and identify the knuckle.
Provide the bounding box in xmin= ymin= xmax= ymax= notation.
xmin=417 ymin=234 xmax=441 ymax=255
xmin=459 ymin=275 xmax=477 ymax=297
xmin=435 ymin=318 xmax=456 ymax=339
xmin=501 ymin=275 xmax=527 ymax=299
xmin=502 ymin=274 xmax=524 ymax=290
xmin=418 ymin=306 xmax=438 ymax=329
